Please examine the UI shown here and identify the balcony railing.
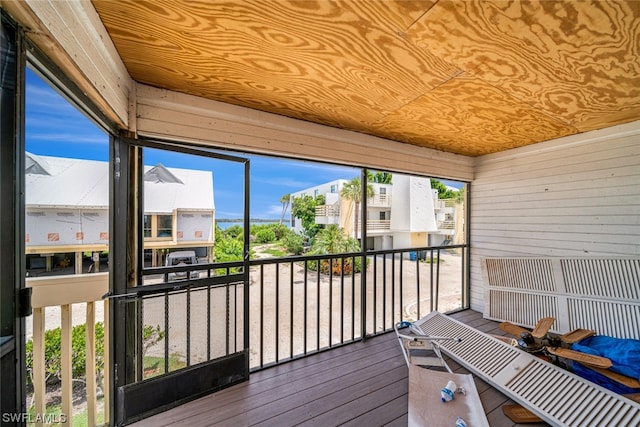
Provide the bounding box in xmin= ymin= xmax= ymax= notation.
xmin=437 ymin=220 xmax=455 ymax=229
xmin=366 ymin=193 xmax=391 ymax=207
xmin=434 ymin=198 xmax=457 ymax=210
xmin=27 ymin=273 xmax=110 ymax=427
xmin=248 ymin=245 xmax=467 ymax=369
xmin=356 ymin=219 xmax=391 ymax=231
xmin=26 ymin=244 xmax=467 ymax=424
xmin=315 ymin=204 xmax=340 ymax=217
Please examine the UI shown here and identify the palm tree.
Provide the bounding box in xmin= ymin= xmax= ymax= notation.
xmin=367 ymin=171 xmax=392 ymax=184
xmin=309 ymin=225 xmax=361 ymax=274
xmin=340 ymin=177 xmax=374 ymax=238
xmin=310 ymin=224 xmax=360 ymax=254
xmin=279 ymin=193 xmax=291 ymax=225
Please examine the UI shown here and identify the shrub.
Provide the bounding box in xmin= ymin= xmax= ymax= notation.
xmin=25 ymin=322 xmax=104 ymax=386
xmin=222 ymin=224 xmax=244 ymax=240
xmin=26 ymin=322 xmax=163 ymax=387
xmin=269 ymin=223 xmax=289 ymax=240
xmin=255 ymin=228 xmax=276 ymax=243
xmin=307 ymin=257 xmax=365 ymax=275
xmin=282 ymin=232 xmax=304 ymax=255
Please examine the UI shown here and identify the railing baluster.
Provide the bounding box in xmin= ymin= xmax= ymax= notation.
xmin=234 ymin=282 xmax=238 ymax=353
xmin=207 ymin=284 xmax=211 ymax=361
xmin=382 ymin=253 xmax=386 ymax=332
xmin=303 ymin=261 xmax=308 ymax=355
xmin=329 ymin=258 xmax=333 ymax=347
xmin=399 ymin=254 xmax=403 ymax=323
xmin=372 ymin=254 xmax=377 ymax=335
xmin=260 ymin=264 xmax=264 ymax=368
xmin=340 ymin=257 xmax=345 ymax=344
xmin=32 ymin=307 xmax=46 ymax=427
xmin=187 ymin=288 xmax=192 ymax=365
xmin=225 ymin=284 xmax=229 ymax=356
xmin=136 ymin=299 xmax=143 ymax=380
xmin=104 ymin=299 xmax=111 ymax=426
xmin=275 ymin=262 xmax=279 ymax=362
xmin=290 ymin=261 xmax=294 ymax=359
xmin=316 ymin=259 xmax=320 ymax=352
xmin=86 ymin=301 xmax=96 ymax=427
xmin=351 ymin=255 xmax=355 ymax=340
xmin=164 ymin=292 xmax=169 ymax=374
xmin=61 ymin=304 xmax=72 ymax=426
xmin=435 ymin=248 xmax=441 ymax=312
xmin=391 ymin=253 xmax=395 ymax=326
xmin=416 ymin=255 xmax=421 ymax=320
xmin=430 ymin=250 xmax=434 ymax=312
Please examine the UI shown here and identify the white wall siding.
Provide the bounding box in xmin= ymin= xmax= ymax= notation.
xmin=26 ymin=208 xmax=109 ymax=246
xmin=470 ymin=121 xmax=640 ymax=312
xmin=177 ymin=211 xmax=214 ymax=242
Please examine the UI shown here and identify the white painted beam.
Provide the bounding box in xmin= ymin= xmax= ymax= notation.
xmin=135 ymin=84 xmax=475 ymax=181
xmin=3 ymin=0 xmax=132 ymax=128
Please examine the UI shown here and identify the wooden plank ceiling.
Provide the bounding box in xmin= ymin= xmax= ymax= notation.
xmin=92 ymin=0 xmax=640 ymax=157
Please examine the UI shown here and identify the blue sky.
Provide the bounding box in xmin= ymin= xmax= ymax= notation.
xmin=26 ymin=68 xmax=461 ymax=219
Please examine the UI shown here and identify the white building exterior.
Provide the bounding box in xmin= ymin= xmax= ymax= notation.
xmin=25 ymin=153 xmax=215 ymax=272
xmin=290 ymin=175 xmax=457 ymax=252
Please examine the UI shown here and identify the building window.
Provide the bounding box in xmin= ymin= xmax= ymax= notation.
xmin=157 ymin=215 xmax=173 ymax=237
xmin=144 ymin=214 xmax=174 ymax=239
xmin=331 ymin=184 xmax=336 ymax=193
xmin=143 ymin=215 xmax=152 ymax=237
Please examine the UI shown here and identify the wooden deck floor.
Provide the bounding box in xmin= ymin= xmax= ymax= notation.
xmin=131 ymin=310 xmax=549 ymax=426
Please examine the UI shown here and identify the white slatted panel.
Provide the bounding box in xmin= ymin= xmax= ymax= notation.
xmin=416 ymin=312 xmax=640 ymax=427
xmin=486 ymin=258 xmax=556 ymax=292
xmin=488 ymin=290 xmax=559 ymax=330
xmin=470 ymin=121 xmax=640 ymax=313
xmin=482 ymin=257 xmax=640 ymax=339
xmin=562 ymin=258 xmax=640 ymax=300
xmin=568 ymin=299 xmax=640 ymax=339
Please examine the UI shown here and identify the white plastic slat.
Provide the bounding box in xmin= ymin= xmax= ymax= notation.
xmin=483 ymin=257 xmax=640 ymax=340
xmin=415 ymin=312 xmax=640 ymax=427
xmin=488 ymin=290 xmax=558 ymax=329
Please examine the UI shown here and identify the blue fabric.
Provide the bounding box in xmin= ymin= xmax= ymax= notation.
xmin=572 ymin=361 xmax=640 ymax=395
xmin=571 ymin=335 xmax=640 ymax=381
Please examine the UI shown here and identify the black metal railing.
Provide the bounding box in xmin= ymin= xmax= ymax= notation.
xmin=134 ymin=243 xmax=468 ymax=375
xmin=136 ymin=261 xmax=246 ymax=381
xmin=248 ymin=244 xmax=468 ymax=370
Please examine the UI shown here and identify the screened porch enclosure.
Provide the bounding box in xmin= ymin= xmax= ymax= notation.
xmin=2 ymin=1 xmax=639 ymax=426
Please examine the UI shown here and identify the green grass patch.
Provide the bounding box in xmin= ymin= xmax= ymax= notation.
xmin=143 ymin=354 xmax=187 ymax=379
xmin=261 ymin=247 xmax=287 ymax=257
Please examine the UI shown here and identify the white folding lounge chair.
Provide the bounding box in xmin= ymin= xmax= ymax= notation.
xmin=414 ymin=311 xmax=640 ymax=426
xmin=395 ymin=321 xmax=490 ymax=427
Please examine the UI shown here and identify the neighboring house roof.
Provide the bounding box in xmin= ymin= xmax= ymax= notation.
xmin=143 ymin=164 xmax=214 ymax=213
xmin=25 ymin=153 xmax=214 ymax=211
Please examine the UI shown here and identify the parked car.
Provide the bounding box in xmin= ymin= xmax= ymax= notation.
xmin=166 ymin=250 xmax=199 ymax=281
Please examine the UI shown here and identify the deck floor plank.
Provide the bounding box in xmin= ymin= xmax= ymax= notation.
xmin=131 ymin=310 xmax=551 ymax=427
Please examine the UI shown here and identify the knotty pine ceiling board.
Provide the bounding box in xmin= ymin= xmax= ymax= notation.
xmin=92 ymin=0 xmax=640 ymax=157
xmin=93 ymin=1 xmax=456 ymax=127
xmin=407 ymin=0 xmax=640 ymax=132
xmin=369 ymin=75 xmax=578 ymax=156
